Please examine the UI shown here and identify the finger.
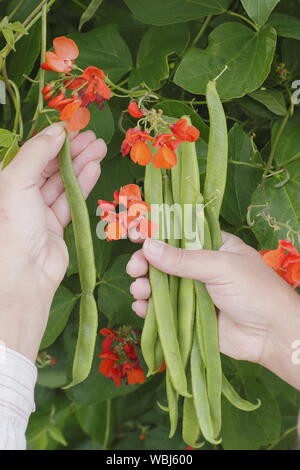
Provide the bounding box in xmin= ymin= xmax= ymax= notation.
xmin=5 ymin=123 xmax=66 ymax=185
xmin=51 ymin=161 xmax=101 ymax=227
xmin=142 ymin=238 xmax=232 ymax=284
xmin=128 ymin=224 xmax=146 ymax=244
xmin=41 ymin=138 xmax=107 ymax=206
xmin=220 ymin=231 xmax=249 ymax=254
xmin=126 ymin=249 xmax=148 ymax=277
xmin=132 ymin=300 xmax=148 ymax=319
xmin=130 ymin=277 xmax=151 ymax=300
xmin=41 ymin=130 xmax=97 ymax=181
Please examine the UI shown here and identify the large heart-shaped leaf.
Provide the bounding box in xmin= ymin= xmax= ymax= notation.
xmin=129 ymin=24 xmax=190 ymax=89
xmin=241 ymin=0 xmax=281 ymax=29
xmin=221 ymin=124 xmax=263 ymax=226
xmin=71 ymin=24 xmax=132 ymax=82
xmin=98 ymin=254 xmax=143 ymax=328
xmin=250 ymin=159 xmax=300 ymax=250
xmin=271 ymin=120 xmax=300 ymax=167
xmin=268 ymin=13 xmax=300 ymax=40
xmin=248 ymin=89 xmax=287 ymax=116
xmin=40 ymin=286 xmax=77 ymax=350
xmin=174 ymin=23 xmax=277 ymax=99
xmin=124 ymin=0 xmax=230 ymax=26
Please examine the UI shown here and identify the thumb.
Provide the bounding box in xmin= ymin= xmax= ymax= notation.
xmin=6 ymin=123 xmax=66 ymax=183
xmin=142 ymin=238 xmax=232 ymax=284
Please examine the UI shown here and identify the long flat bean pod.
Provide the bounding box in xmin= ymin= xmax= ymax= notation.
xmin=190 ymin=331 xmax=221 ymax=445
xmin=166 ymin=371 xmax=178 ymax=438
xmin=203 ymin=80 xmax=228 ymax=219
xmin=141 ymin=297 xmax=158 ymax=376
xmin=144 ymin=163 xmax=189 ymax=397
xmin=222 ymin=374 xmax=261 ymax=411
xmin=59 ymin=137 xmax=97 ymax=388
xmin=182 ymin=372 xmax=203 ymax=449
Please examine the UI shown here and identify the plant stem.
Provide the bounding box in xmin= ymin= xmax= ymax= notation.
xmin=267 ymin=425 xmax=297 ymax=450
xmin=103 ymin=399 xmax=112 ymax=450
xmin=227 ymin=10 xmax=259 ymax=31
xmin=27 ymin=3 xmax=48 ymax=139
xmin=190 ymin=15 xmax=213 ymax=49
xmin=8 ymin=0 xmax=26 ymax=20
xmin=264 ymin=111 xmax=290 ymax=176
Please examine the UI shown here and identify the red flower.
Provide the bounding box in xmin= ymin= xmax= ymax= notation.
xmin=170 ymin=118 xmax=200 ymax=142
xmin=128 ymin=102 xmax=144 ymax=119
xmin=81 ymin=66 xmax=112 ymax=103
xmin=153 ymin=133 xmax=179 ymax=169
xmin=260 ymin=239 xmax=300 ymax=288
xmin=98 ymin=327 xmax=145 ymax=387
xmin=121 ymin=128 xmax=153 ymax=166
xmin=127 ymin=366 xmax=145 ymax=385
xmin=42 ymin=37 xmax=79 ymax=73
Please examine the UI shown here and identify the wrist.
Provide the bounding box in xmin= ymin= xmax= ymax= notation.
xmin=259 ymin=289 xmax=300 ymax=390
xmin=0 ymin=265 xmax=55 ymax=363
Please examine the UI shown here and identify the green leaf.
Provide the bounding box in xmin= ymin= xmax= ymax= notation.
xmin=241 ymin=0 xmax=280 ymax=28
xmin=174 ymin=23 xmax=277 ymax=99
xmin=221 ymin=380 xmax=281 ymax=449
xmin=250 ymin=159 xmax=300 ymax=250
xmin=1 ymin=138 xmax=19 ymax=168
xmin=76 ymin=403 xmax=107 ymax=442
xmin=88 ymin=103 xmax=115 ymax=143
xmin=48 ymin=427 xmax=67 ymax=446
xmin=7 ymin=22 xmax=41 ymax=87
xmin=268 ymin=13 xmax=300 ymax=40
xmin=0 ymin=129 xmax=15 ymax=147
xmin=271 ymin=120 xmax=300 ymax=167
xmin=40 ymin=286 xmax=77 ymax=350
xmin=2 ymin=28 xmax=15 ymax=50
xmin=221 ymin=124 xmax=263 ymax=226
xmin=70 ymin=24 xmax=132 ymax=82
xmin=124 ymin=0 xmax=230 ymax=25
xmin=129 ymin=24 xmax=190 ymax=89
xmin=248 ymin=89 xmax=287 ymax=116
xmin=98 ymin=254 xmax=143 ymax=328
xmin=79 ymin=0 xmax=104 ymax=30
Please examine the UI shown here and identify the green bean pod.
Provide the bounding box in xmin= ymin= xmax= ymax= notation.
xmin=145 ymin=163 xmax=189 ymax=397
xmin=222 ymin=374 xmax=261 ymax=411
xmin=190 ymin=331 xmax=222 ymax=445
xmin=166 ymin=371 xmax=179 ymax=438
xmin=203 ymin=80 xmax=228 ymax=219
xmin=59 ymin=137 xmax=97 ymax=388
xmin=182 ymin=372 xmax=204 ymax=449
xmin=194 ymin=281 xmax=222 ymax=437
xmin=154 ymin=337 xmax=164 ymax=371
xmin=141 ymin=297 xmax=158 ymax=376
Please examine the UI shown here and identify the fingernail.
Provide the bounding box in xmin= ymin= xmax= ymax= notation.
xmin=143 ymin=239 xmax=164 ymax=259
xmin=129 ymin=281 xmax=136 ymax=296
xmin=132 ymin=301 xmax=138 ymax=313
xmin=126 ymin=260 xmax=133 ymax=275
xmin=42 ymin=123 xmax=65 ymax=137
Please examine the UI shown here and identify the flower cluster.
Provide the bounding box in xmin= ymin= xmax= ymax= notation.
xmin=98 ymin=327 xmax=145 ymax=387
xmin=261 ymin=239 xmax=300 ymax=288
xmin=121 ymin=102 xmax=200 ymax=169
xmin=98 ymin=184 xmax=157 ymax=241
xmin=41 ymin=37 xmax=111 ymax=131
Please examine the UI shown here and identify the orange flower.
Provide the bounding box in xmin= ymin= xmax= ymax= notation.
xmin=261 ymin=239 xmax=300 ymax=288
xmin=42 ymin=37 xmax=79 ymax=73
xmin=126 ymin=366 xmax=146 ymax=385
xmin=170 ymin=118 xmax=200 ymax=142
xmin=121 ymin=128 xmax=153 ymax=166
xmin=153 ymin=133 xmax=179 ymax=169
xmin=128 ymin=102 xmax=144 ymax=119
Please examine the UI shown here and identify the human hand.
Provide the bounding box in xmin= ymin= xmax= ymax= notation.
xmin=0 ymin=123 xmax=106 ymax=361
xmin=127 ymin=233 xmax=300 ymax=389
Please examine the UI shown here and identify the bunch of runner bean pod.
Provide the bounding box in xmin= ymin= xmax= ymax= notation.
xmin=142 ymin=79 xmax=260 ymax=447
